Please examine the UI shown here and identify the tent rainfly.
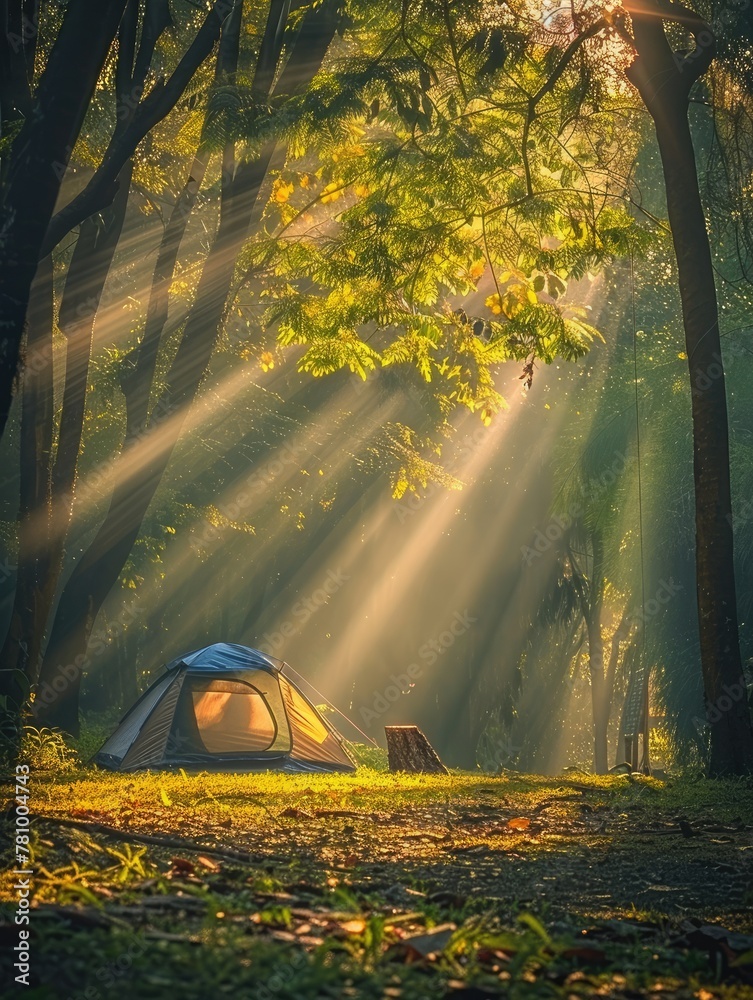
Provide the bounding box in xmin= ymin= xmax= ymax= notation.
xmin=93 ymin=643 xmax=355 ymax=773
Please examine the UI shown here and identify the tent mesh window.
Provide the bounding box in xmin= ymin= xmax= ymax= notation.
xmin=188 ymin=679 xmax=278 ymax=754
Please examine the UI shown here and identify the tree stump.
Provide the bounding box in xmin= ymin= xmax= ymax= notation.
xmin=385 ymin=725 xmax=448 ymax=774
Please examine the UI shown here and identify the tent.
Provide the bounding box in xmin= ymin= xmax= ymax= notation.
xmin=93 ymin=643 xmax=356 ymax=773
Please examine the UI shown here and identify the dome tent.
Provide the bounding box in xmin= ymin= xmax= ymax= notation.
xmin=93 ymin=643 xmax=355 ymax=773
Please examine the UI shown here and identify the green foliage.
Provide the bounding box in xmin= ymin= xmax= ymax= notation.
xmin=216 ymin=7 xmax=654 ymax=489
xmin=102 ymin=842 xmax=155 ymax=884
xmin=20 ymin=727 xmax=77 ymax=773
xmin=343 ymin=741 xmax=389 ymax=770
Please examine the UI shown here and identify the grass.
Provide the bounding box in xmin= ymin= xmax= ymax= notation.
xmin=1 ymin=760 xmax=753 ymax=998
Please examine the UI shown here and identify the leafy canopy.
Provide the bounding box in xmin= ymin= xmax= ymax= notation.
xmin=212 ymin=1 xmax=654 ymax=492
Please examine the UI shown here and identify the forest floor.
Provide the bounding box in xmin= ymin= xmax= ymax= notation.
xmin=1 ymin=764 xmax=753 ymax=999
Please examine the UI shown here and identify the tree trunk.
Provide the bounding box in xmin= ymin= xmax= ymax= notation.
xmin=0 ymin=0 xmax=128 ymax=440
xmin=608 ymin=611 xmax=636 ymax=765
xmin=626 ymin=9 xmax=753 ymax=775
xmin=120 ymin=146 xmax=210 ymax=433
xmin=582 ymin=533 xmax=608 ymax=773
xmin=51 ymin=162 xmax=133 ymax=536
xmin=385 ymin=725 xmax=448 ymax=774
xmin=0 ymin=0 xmax=38 ymax=134
xmin=1 ymin=167 xmax=132 ymax=711
xmin=0 ymin=254 xmax=53 ymax=711
xmin=587 ymin=615 xmax=608 ymax=774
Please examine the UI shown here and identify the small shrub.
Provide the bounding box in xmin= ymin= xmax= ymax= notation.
xmin=344 ymin=741 xmax=389 ymax=771
xmin=20 ymin=727 xmax=77 ymax=772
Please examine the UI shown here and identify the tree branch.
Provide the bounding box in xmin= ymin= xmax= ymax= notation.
xmin=519 ymin=18 xmax=607 ymax=199
xmin=39 ymin=0 xmax=235 ymax=257
xmin=530 ymin=17 xmax=607 ymax=110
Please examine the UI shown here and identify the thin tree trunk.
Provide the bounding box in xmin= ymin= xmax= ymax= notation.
xmin=616 ymin=637 xmax=640 ymax=766
xmin=120 ymin=147 xmax=210 ymax=434
xmin=582 ymin=534 xmax=608 ymax=773
xmin=626 ymin=7 xmax=753 ymax=775
xmin=607 ymin=610 xmax=635 ymax=765
xmin=606 ymin=610 xmax=632 ymax=703
xmin=587 ymin=615 xmax=608 ymax=774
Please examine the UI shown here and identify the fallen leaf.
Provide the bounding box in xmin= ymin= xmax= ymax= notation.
xmin=169 ymin=857 xmax=194 ymax=875
xmin=395 ymin=923 xmax=456 ymax=961
xmin=196 ymin=855 xmax=221 ymax=873
xmin=507 ymin=817 xmax=531 ymax=831
xmin=477 ymin=947 xmax=514 ymax=963
xmin=340 ymin=919 xmax=366 ymax=935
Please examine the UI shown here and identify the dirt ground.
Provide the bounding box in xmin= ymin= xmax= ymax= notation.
xmin=2 ymin=768 xmax=753 ymax=998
